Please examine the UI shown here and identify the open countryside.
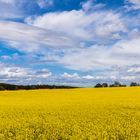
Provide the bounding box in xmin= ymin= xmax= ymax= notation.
xmin=0 ymin=87 xmax=140 ymax=139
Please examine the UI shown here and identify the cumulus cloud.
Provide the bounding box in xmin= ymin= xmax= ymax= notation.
xmin=0 ymin=0 xmax=54 ymax=19
xmin=82 ymin=75 xmax=95 ymax=80
xmin=81 ymin=0 xmax=105 ymax=12
xmin=0 ymin=0 xmax=140 ymax=86
xmin=58 ymin=69 xmax=140 ymax=86
xmin=0 ymin=62 xmax=140 ymax=86
xmin=0 ymin=64 xmax=27 ymax=79
xmin=82 ymin=0 xmax=93 ymax=11
xmin=3 ymin=8 xmax=139 ymax=74
xmin=26 ymin=10 xmax=126 ymax=43
xmin=37 ymin=0 xmax=53 ymax=9
xmin=33 ymin=69 xmax=52 ymax=78
xmin=0 ymin=0 xmax=15 ymax=4
xmin=55 ymin=36 xmax=140 ymax=71
xmin=125 ymin=0 xmax=140 ymax=10
xmin=0 ymin=21 xmax=76 ymax=52
xmin=0 ymin=63 xmax=52 ymax=84
xmin=0 ymin=0 xmax=21 ymax=19
xmin=127 ymin=66 xmax=140 ymax=73
xmin=61 ymin=72 xmax=80 ymax=79
xmin=0 ymin=7 xmax=127 ymax=53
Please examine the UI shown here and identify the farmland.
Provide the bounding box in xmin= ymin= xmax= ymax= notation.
xmin=0 ymin=87 xmax=140 ymax=139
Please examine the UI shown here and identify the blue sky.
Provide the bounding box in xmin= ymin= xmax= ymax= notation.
xmin=0 ymin=0 xmax=140 ymax=86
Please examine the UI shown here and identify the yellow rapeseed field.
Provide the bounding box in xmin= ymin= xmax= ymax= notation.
xmin=0 ymin=87 xmax=140 ymax=139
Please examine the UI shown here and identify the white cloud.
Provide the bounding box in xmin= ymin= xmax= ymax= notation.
xmin=32 ymin=69 xmax=52 ymax=78
xmin=37 ymin=0 xmax=53 ymax=9
xmin=113 ymin=37 xmax=140 ymax=56
xmin=26 ymin=10 xmax=93 ymax=41
xmin=0 ymin=0 xmax=21 ymax=19
xmin=0 ymin=5 xmax=129 ymax=54
xmin=128 ymin=28 xmax=140 ymax=39
xmin=0 ymin=21 xmax=76 ymax=52
xmin=125 ymin=0 xmax=140 ymax=10
xmin=0 ymin=63 xmax=52 ymax=83
xmin=82 ymin=0 xmax=93 ymax=11
xmin=0 ymin=7 xmax=137 ymax=77
xmin=81 ymin=0 xmax=105 ymax=12
xmin=0 ymin=62 xmax=140 ymax=86
xmin=0 ymin=63 xmax=28 ymax=79
xmin=0 ymin=0 xmax=140 ymax=86
xmin=82 ymin=75 xmax=95 ymax=80
xmin=61 ymin=72 xmax=80 ymax=79
xmin=26 ymin=10 xmax=126 ymax=43
xmin=0 ymin=8 xmax=127 ymax=53
xmin=55 ymin=36 xmax=140 ymax=71
xmin=0 ymin=0 xmax=54 ymax=19
xmin=127 ymin=67 xmax=140 ymax=73
xmin=121 ymin=76 xmax=136 ymax=80
xmin=0 ymin=0 xmax=15 ymax=4
xmin=58 ymin=70 xmax=140 ymax=86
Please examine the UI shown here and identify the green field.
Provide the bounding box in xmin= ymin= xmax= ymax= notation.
xmin=0 ymin=87 xmax=140 ymax=139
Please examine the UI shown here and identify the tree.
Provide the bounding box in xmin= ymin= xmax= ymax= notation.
xmin=110 ymin=81 xmax=121 ymax=87
xmin=94 ymin=83 xmax=102 ymax=88
xmin=130 ymin=82 xmax=139 ymax=87
xmin=102 ymin=83 xmax=108 ymax=87
xmin=114 ymin=81 xmax=122 ymax=87
xmin=0 ymin=86 xmax=5 ymax=91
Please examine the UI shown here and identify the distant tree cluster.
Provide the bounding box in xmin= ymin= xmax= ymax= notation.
xmin=94 ymin=83 xmax=109 ymax=88
xmin=130 ymin=82 xmax=139 ymax=87
xmin=0 ymin=83 xmax=77 ymax=91
xmin=95 ymin=81 xmax=140 ymax=88
xmin=94 ymin=81 xmax=140 ymax=88
xmin=109 ymin=81 xmax=126 ymax=87
xmin=0 ymin=81 xmax=139 ymax=91
xmin=95 ymin=81 xmax=126 ymax=88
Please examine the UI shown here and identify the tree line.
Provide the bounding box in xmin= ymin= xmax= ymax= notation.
xmin=94 ymin=81 xmax=139 ymax=88
xmin=0 ymin=82 xmax=139 ymax=91
xmin=0 ymin=83 xmax=77 ymax=91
